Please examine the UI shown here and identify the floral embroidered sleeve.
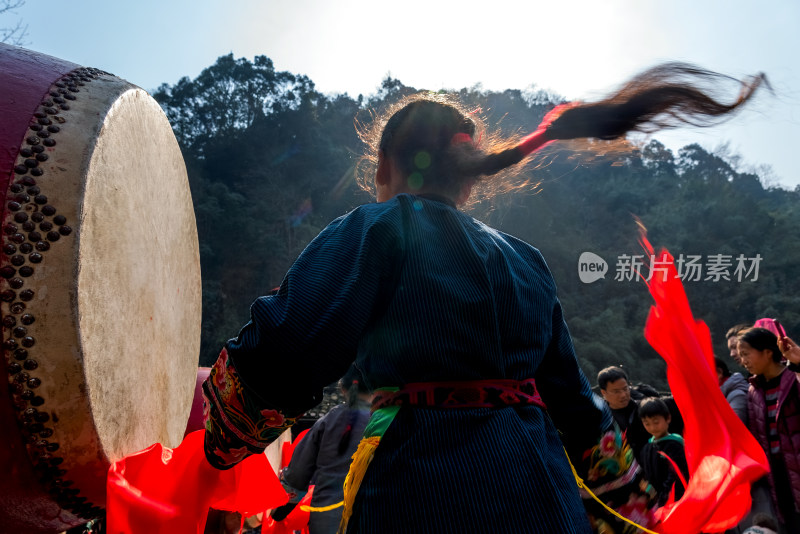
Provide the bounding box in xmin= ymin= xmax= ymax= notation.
xmin=202 ymin=347 xmax=298 ymax=470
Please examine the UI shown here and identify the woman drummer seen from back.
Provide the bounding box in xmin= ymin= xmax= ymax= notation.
xmin=202 ymin=64 xmax=765 ymax=533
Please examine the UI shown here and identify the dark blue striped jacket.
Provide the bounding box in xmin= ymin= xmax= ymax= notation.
xmin=228 ymin=193 xmax=611 ymax=533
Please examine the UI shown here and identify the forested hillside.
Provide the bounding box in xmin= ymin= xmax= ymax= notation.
xmin=153 ymin=54 xmax=800 ymax=389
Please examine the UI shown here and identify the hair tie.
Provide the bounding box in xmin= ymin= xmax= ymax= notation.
xmin=517 ymin=102 xmax=580 ymax=157
xmin=451 ymin=132 xmax=474 ymax=146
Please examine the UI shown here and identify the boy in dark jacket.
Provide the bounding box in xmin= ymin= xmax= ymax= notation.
xmin=639 ymin=397 xmax=690 ymax=507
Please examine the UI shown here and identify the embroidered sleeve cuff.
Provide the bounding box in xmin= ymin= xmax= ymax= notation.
xmin=202 ymin=347 xmax=297 ymax=470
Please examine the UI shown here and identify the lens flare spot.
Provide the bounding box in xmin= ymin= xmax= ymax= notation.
xmin=288 ymin=198 xmax=313 ymax=227
xmin=272 ymin=143 xmax=301 ymax=166
xmin=414 ymin=151 xmax=431 ymax=169
xmin=408 ymin=172 xmax=423 ymax=190
xmin=413 ymin=200 xmax=423 ymax=211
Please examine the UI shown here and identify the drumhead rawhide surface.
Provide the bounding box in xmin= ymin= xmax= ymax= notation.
xmin=0 ymin=43 xmax=202 ymax=533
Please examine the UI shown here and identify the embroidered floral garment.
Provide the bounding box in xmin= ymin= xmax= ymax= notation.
xmin=203 ymin=347 xmax=298 ymax=469
xmin=578 ymin=427 xmax=657 ymax=533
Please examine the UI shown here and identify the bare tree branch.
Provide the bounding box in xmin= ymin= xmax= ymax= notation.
xmin=0 ymin=0 xmax=25 ymax=14
xmin=1 ymin=0 xmax=28 ymax=46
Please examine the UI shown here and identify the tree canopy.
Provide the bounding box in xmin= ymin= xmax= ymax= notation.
xmin=153 ymin=54 xmax=800 ymax=390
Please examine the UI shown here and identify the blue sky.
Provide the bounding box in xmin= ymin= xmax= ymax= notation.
xmin=8 ymin=0 xmax=800 ymax=189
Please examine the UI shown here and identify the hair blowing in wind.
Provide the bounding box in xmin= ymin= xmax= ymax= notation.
xmin=357 ymin=62 xmax=768 ymax=201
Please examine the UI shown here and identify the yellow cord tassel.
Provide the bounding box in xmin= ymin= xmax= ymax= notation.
xmin=300 ymin=501 xmax=344 ymax=512
xmin=336 ymin=435 xmax=381 ymax=534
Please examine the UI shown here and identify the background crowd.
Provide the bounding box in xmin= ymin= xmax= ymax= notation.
xmin=595 ymin=319 xmax=800 ymax=534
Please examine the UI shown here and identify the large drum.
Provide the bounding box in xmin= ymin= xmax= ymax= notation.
xmin=0 ymin=43 xmax=202 ymax=533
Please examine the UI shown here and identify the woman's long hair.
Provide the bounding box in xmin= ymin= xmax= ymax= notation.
xmin=357 ymin=62 xmax=767 ymax=201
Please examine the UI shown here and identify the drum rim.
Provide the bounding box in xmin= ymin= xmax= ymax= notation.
xmin=2 ymin=65 xmax=115 ymax=525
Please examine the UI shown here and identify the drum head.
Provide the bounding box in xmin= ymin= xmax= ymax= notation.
xmin=77 ymin=85 xmax=201 ymax=460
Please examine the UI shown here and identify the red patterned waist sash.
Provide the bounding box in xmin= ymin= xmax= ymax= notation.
xmin=370 ymin=378 xmax=547 ymax=412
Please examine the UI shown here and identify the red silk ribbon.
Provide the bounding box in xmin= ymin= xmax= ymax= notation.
xmin=639 ymin=234 xmax=769 ymax=533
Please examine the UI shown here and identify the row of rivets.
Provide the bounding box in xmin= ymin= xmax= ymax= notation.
xmin=3 ymin=66 xmax=109 ymax=521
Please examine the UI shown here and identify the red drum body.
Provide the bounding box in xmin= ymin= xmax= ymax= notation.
xmin=0 ymin=44 xmax=202 ymax=533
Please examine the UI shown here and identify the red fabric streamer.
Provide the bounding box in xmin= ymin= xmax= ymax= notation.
xmin=638 ymin=234 xmax=769 ymax=533
xmin=260 ymin=487 xmax=314 ymax=534
xmin=281 ymin=428 xmax=310 ymax=469
xmin=106 ymin=430 xmax=287 ymax=534
xmin=263 ymin=427 xmax=315 ymax=534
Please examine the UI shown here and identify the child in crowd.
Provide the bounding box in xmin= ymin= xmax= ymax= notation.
xmin=639 ymin=397 xmax=690 ymax=507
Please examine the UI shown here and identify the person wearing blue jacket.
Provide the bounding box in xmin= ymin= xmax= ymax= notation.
xmin=201 ymin=65 xmax=764 ymax=533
